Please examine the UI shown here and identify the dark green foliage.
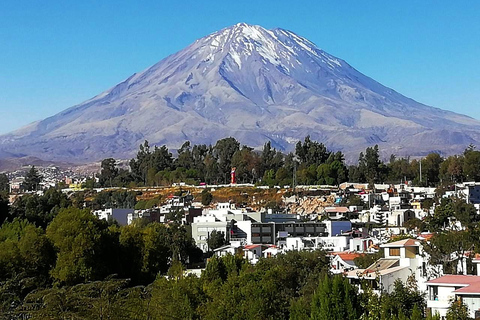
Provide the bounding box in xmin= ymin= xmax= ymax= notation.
xmin=295 ymin=136 xmax=330 ymax=167
xmin=381 ymin=278 xmax=426 ymax=319
xmin=343 ymin=194 xmax=365 ymax=207
xmin=92 ymin=190 xmax=137 ymax=209
xmin=0 ymin=192 xmax=9 ymax=224
xmin=310 ymin=274 xmax=362 ymax=320
xmin=0 ymin=219 xmax=55 ymax=314
xmin=129 ymin=140 xmax=174 ymax=185
xmin=446 ymin=299 xmax=471 ymax=320
xmin=231 ymin=145 xmax=261 ymax=183
xmin=426 ymin=197 xmax=478 ymax=232
xmin=96 ymin=139 xmax=480 ymax=188
xmin=23 ymin=166 xmax=42 ymax=191
xmin=119 ymin=223 xmax=201 ymax=284
xmin=201 ymin=188 xmax=213 ymax=205
xmin=46 ymin=207 xmax=119 ymax=285
xmin=2 ymin=246 xmax=434 ymax=320
xmin=9 ymin=187 xmax=71 ymax=228
xmin=97 ymin=158 xmax=135 ymax=188
xmin=463 ymin=144 xmax=480 ymax=182
xmin=98 ymin=158 xmax=118 ymax=187
xmin=0 ymin=173 xmax=9 ymax=192
xmin=214 ymin=137 xmax=240 ymax=183
xmin=207 ymin=230 xmax=226 ymax=250
xmin=20 ymin=278 xmax=139 ymax=320
xmin=165 ymin=206 xmax=184 ymax=224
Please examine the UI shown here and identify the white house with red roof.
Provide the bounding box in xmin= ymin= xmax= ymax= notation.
xmin=426 ymin=275 xmax=480 ymax=318
xmin=330 ymin=252 xmax=363 ymax=274
xmin=426 ymin=258 xmax=480 ymax=318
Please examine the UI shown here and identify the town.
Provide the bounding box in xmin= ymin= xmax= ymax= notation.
xmin=2 ymin=139 xmax=480 ymax=319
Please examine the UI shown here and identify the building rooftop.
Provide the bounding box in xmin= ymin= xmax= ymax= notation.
xmin=426 ymin=275 xmax=480 ymax=286
xmin=381 ymin=238 xmax=420 ymax=248
xmin=331 ymin=252 xmax=363 ymax=261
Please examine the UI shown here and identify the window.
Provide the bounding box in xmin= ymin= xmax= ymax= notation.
xmin=430 ymin=286 xmax=438 ymax=301
xmin=389 ymin=248 xmax=400 ymax=256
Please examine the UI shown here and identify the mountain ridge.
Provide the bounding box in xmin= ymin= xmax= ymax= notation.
xmin=1 ymin=23 xmax=480 ymax=162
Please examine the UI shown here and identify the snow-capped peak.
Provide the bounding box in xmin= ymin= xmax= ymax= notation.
xmin=197 ymin=23 xmax=344 ymax=72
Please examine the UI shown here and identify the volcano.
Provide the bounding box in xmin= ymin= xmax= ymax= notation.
xmin=2 ymin=23 xmax=479 ymax=162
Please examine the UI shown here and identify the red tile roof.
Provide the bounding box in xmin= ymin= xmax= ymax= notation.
xmin=331 ymin=252 xmax=363 ymax=261
xmin=454 ymin=282 xmax=480 ymax=294
xmin=418 ymin=233 xmax=434 ymax=241
xmin=243 ymin=244 xmax=261 ymax=250
xmin=426 ymin=275 xmax=480 ymax=286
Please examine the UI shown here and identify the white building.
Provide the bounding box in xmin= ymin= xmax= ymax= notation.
xmin=330 ymin=252 xmax=363 ymax=274
xmin=346 ymin=238 xmax=441 ymax=294
xmin=93 ymin=208 xmax=134 ymax=226
xmin=426 ymin=275 xmax=480 ymax=319
xmin=284 ymin=235 xmax=350 ymax=252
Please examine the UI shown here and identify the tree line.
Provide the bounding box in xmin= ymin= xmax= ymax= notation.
xmin=3 ymin=250 xmax=468 ymax=319
xmin=93 ymin=137 xmax=480 ymax=189
xmin=0 ymin=189 xmax=203 ymax=316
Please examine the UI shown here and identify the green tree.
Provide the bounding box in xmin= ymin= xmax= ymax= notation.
xmin=46 ymin=207 xmax=119 ymax=285
xmin=176 ymin=141 xmax=195 ymax=170
xmin=310 ymin=274 xmax=362 ymax=320
xmin=354 ymin=250 xmax=384 ymax=269
xmin=201 ymin=189 xmax=213 ymax=206
xmin=421 ymin=153 xmax=443 ymax=186
xmin=0 ymin=192 xmax=9 ymax=223
xmin=207 ymin=230 xmax=226 ymax=251
xmin=23 ymin=166 xmax=42 ymax=191
xmin=231 ymin=146 xmax=261 ymax=183
xmin=463 ymin=145 xmax=480 ymax=181
xmin=295 ymin=136 xmax=330 ymax=167
xmin=446 ymin=299 xmax=471 ymax=320
xmin=214 ymin=137 xmax=240 ymax=183
xmin=0 ymin=219 xmax=55 ymax=313
xmin=9 ymin=188 xmax=71 ymax=228
xmin=440 ymin=155 xmax=464 ymax=183
xmin=0 ymin=173 xmax=9 ymax=192
xmin=98 ymin=158 xmax=118 ymax=187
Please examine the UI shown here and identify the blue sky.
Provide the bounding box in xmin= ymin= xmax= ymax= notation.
xmin=1 ymin=1 xmax=479 ymax=134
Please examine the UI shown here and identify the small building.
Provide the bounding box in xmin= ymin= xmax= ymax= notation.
xmin=346 ymin=238 xmax=436 ymax=294
xmin=93 ymin=208 xmax=133 ymax=226
xmin=426 ymin=275 xmax=480 ymax=319
xmin=330 ymin=252 xmax=362 ymax=274
xmin=463 ymin=182 xmax=480 ymax=205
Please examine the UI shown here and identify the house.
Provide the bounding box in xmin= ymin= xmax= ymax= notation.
xmin=462 ymin=182 xmax=480 ymax=205
xmin=243 ymin=244 xmax=267 ymax=264
xmin=284 ymin=235 xmax=350 ymax=252
xmin=213 ymin=242 xmax=243 ymax=257
xmin=330 ymin=252 xmax=363 ymax=274
xmin=93 ymin=208 xmax=134 ymax=226
xmin=9 ymin=178 xmax=23 ymax=193
xmin=346 ymin=238 xmax=438 ymax=294
xmin=387 ymin=209 xmax=416 ymax=226
xmin=426 ymin=275 xmax=480 ymax=319
xmin=324 ymin=206 xmax=350 ymax=220
xmin=263 ymin=246 xmax=280 ymax=258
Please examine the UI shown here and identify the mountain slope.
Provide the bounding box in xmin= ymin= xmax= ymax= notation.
xmin=1 ymin=23 xmax=480 ymax=162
